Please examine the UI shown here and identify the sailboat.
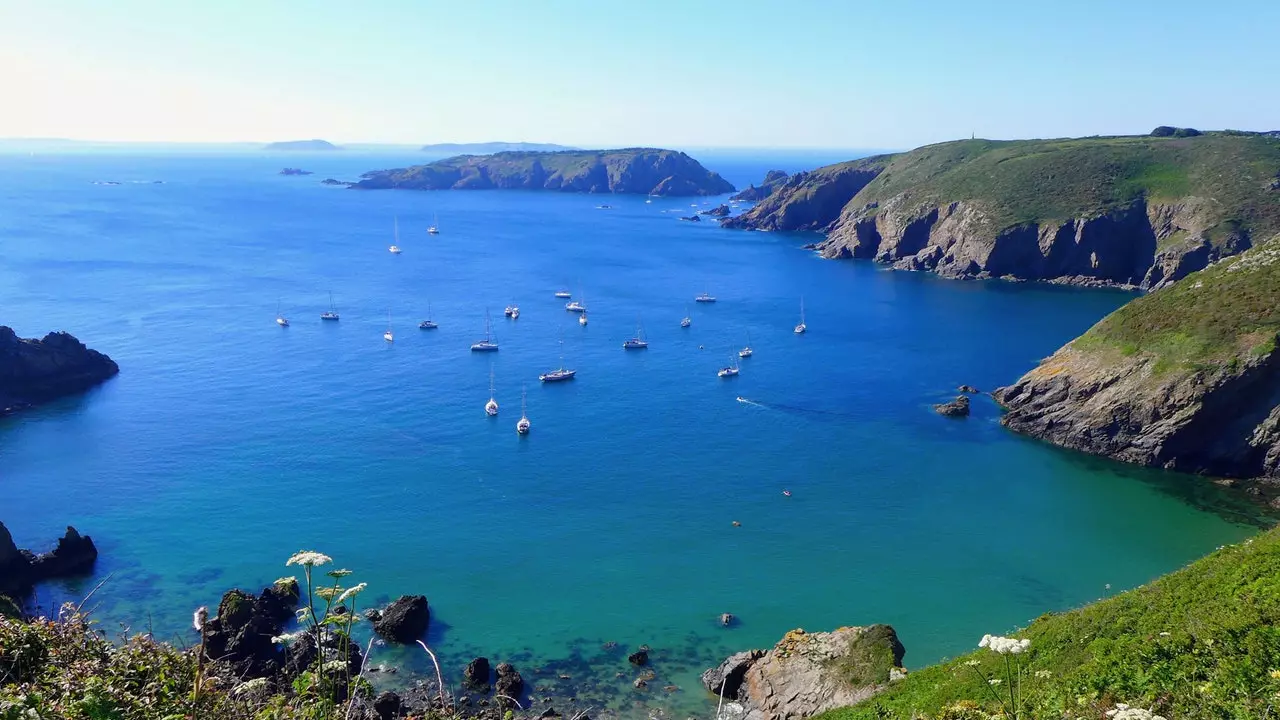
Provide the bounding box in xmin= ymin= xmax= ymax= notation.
xmin=470 ymin=310 xmax=499 ymax=352
xmin=623 ymin=319 xmax=648 ymax=349
xmin=794 ymin=297 xmax=807 ymax=334
xmin=680 ymin=306 xmax=691 ymax=328
xmin=384 ymin=311 xmax=394 ymax=342
xmin=485 ymin=367 xmax=499 ymax=416
xmin=695 ymin=288 xmax=716 ymax=303
xmin=718 ymin=356 xmax=740 ymax=378
xmin=739 ymin=331 xmax=753 ymax=358
xmin=275 ymin=300 xmax=289 ymax=327
xmin=419 ymin=302 xmax=438 ymax=329
xmin=427 ymin=213 xmax=440 ymax=235
xmin=389 ymin=217 xmax=402 ymax=254
xmin=516 ymin=386 xmax=531 ymax=435
xmin=320 ymin=292 xmax=339 ymax=321
xmin=540 ymin=338 xmax=577 ymax=382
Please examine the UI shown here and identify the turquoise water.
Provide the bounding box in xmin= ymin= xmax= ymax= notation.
xmin=0 ymin=150 xmax=1268 ymax=716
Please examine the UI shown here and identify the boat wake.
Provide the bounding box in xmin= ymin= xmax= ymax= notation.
xmin=736 ymin=396 xmax=853 ymax=419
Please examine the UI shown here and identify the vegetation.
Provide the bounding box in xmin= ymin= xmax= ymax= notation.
xmin=1074 ymin=232 xmax=1280 ymax=372
xmin=851 ymin=132 xmax=1280 ymax=234
xmin=820 ymin=524 xmax=1280 ymax=720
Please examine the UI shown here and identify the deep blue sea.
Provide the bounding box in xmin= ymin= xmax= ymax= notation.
xmin=0 ymin=148 xmax=1268 ymax=716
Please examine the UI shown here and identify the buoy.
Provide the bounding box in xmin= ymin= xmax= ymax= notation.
xmin=732 ymin=521 xmax=741 ymax=527
xmin=783 ymin=490 xmax=792 ymax=497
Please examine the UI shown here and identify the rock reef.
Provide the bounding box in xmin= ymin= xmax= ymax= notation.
xmin=353 ymin=148 xmax=735 ymax=197
xmin=0 ymin=326 xmax=119 ymax=415
xmin=0 ymin=521 xmax=99 ymax=599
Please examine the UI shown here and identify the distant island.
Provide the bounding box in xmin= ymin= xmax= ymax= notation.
xmin=278 ymin=168 xmax=312 ymax=176
xmin=263 ymin=139 xmax=341 ymax=151
xmin=420 ymin=141 xmax=578 ymax=154
xmin=354 ymin=148 xmax=735 ymax=196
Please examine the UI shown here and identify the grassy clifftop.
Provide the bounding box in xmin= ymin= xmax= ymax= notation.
xmin=823 ymin=523 xmax=1280 ymax=719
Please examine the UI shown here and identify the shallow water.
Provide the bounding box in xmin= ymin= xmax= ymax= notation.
xmin=0 ymin=149 xmax=1267 ymax=716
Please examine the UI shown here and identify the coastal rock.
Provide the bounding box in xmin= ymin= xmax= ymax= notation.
xmin=464 ymin=656 xmax=492 ymax=692
xmin=0 ymin=522 xmax=99 ymax=599
xmin=373 ymin=691 xmax=404 ymax=720
xmin=628 ymin=648 xmax=650 ymax=666
xmin=701 ymin=649 xmax=764 ymax=698
xmin=279 ymin=168 xmax=313 ymax=176
xmin=699 ymin=204 xmax=731 ymax=217
xmin=957 ymin=385 xmax=979 ymax=394
xmin=202 ymin=582 xmax=301 ymax=680
xmin=720 ymin=612 xmax=736 ymax=627
xmin=0 ymin=327 xmax=119 ymax=415
xmin=320 ymin=178 xmax=353 ymax=186
xmin=494 ymin=662 xmax=524 ymax=700
xmin=996 ymin=234 xmax=1280 ymax=487
xmin=934 ymin=396 xmax=971 ymax=417
xmin=725 ymin=134 xmax=1280 ymax=289
xmin=353 ymin=148 xmax=734 ymax=197
xmin=731 ymin=170 xmax=790 ymax=203
xmin=709 ymin=625 xmax=905 ymax=720
xmin=284 ymin=629 xmax=363 ymax=683
xmin=679 ymin=215 xmax=701 ymax=222
xmin=372 ymin=594 xmax=430 ymax=643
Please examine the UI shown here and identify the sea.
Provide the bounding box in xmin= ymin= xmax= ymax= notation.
xmin=0 ymin=146 xmax=1270 ymax=717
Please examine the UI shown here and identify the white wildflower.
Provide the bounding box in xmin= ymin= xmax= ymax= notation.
xmin=274 ymin=576 xmax=297 ymax=588
xmin=327 ymin=568 xmax=353 ymax=579
xmin=964 ymin=660 xmax=981 ymax=667
xmin=337 ymin=583 xmax=367 ymax=604
xmin=1105 ymin=704 xmax=1168 ymax=720
xmin=322 ymin=659 xmax=349 ymax=673
xmin=286 ymin=551 xmax=332 ymax=568
xmin=978 ymin=634 xmax=1030 ymax=655
xmin=978 ymin=634 xmax=991 ymax=648
xmin=989 ymin=678 xmax=1002 ymax=686
xmin=1158 ymin=632 xmax=1171 ymax=637
xmin=1035 ymin=669 xmax=1052 ymax=679
xmin=232 ymin=677 xmax=269 ymax=697
xmin=193 ymin=606 xmax=208 ymax=632
xmin=316 ymin=586 xmax=341 ymax=601
xmin=271 ymin=632 xmax=301 ymax=645
xmin=296 ymin=607 xmax=315 ymax=624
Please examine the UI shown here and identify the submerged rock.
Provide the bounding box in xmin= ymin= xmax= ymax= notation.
xmin=628 ymin=648 xmax=650 ymax=666
xmin=720 ymin=612 xmax=736 ymax=627
xmin=934 ymin=395 xmax=971 ymax=417
xmin=371 ymin=594 xmax=430 ymax=643
xmin=495 ymin=662 xmax=524 ymax=701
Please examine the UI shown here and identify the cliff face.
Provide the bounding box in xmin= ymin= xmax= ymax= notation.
xmin=727 ymin=134 xmax=1280 ymax=288
xmin=0 ymin=327 xmax=119 ymax=414
xmin=354 ymin=148 xmax=735 ymax=196
xmin=730 ymin=169 xmax=790 ymax=202
xmin=995 ymin=235 xmax=1280 ymax=486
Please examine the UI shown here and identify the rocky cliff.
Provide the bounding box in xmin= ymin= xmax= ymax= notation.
xmin=354 ymin=148 xmax=735 ymax=196
xmin=731 ymin=169 xmax=790 ymax=202
xmin=0 ymin=326 xmax=119 ymax=414
xmin=703 ymin=626 xmax=906 ymax=720
xmin=0 ymin=521 xmax=99 ymax=599
xmin=726 ymin=133 xmax=1280 ymax=288
xmin=996 ymin=233 xmax=1280 ymax=490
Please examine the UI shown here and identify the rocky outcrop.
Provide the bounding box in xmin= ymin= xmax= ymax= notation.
xmin=731 ymin=170 xmax=790 ymax=202
xmin=354 ymin=149 xmax=734 ymax=197
xmin=934 ymin=396 xmax=971 ymax=417
xmin=463 ymin=657 xmax=492 ymax=692
xmin=321 ymin=178 xmax=353 ymax=186
xmin=628 ymin=648 xmax=649 ymax=666
xmin=706 ymin=626 xmax=905 ymax=720
xmin=722 ymin=160 xmax=888 ymax=232
xmin=202 ymin=581 xmax=301 ymax=679
xmin=370 ymin=594 xmax=430 ymax=643
xmin=996 ymin=236 xmax=1280 ymax=488
xmin=0 ymin=327 xmax=119 ymax=415
xmin=0 ymin=522 xmax=99 ymax=599
xmin=494 ymin=662 xmax=524 ymax=700
xmin=699 ymin=204 xmax=732 ymax=217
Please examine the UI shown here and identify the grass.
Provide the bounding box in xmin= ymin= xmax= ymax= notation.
xmin=819 ymin=524 xmax=1280 ymax=720
xmin=1075 ymin=233 xmax=1280 ymax=372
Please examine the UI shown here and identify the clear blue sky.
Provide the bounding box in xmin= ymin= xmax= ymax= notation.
xmin=1 ymin=0 xmax=1276 ymax=149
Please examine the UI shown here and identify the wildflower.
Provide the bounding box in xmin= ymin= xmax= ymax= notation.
xmin=193 ymin=606 xmax=208 ymax=632
xmin=1035 ymin=670 xmax=1052 ymax=679
xmin=989 ymin=678 xmax=1002 ymax=686
xmin=964 ymin=660 xmax=981 ymax=667
xmin=232 ymin=677 xmax=269 ymax=697
xmin=1270 ymin=669 xmax=1280 ymax=680
xmin=327 ymin=568 xmax=353 ymax=579
xmin=322 ymin=659 xmax=349 ymax=673
xmin=316 ymin=586 xmax=342 ymax=601
xmin=286 ymin=551 xmax=333 ymax=568
xmin=1158 ymin=632 xmax=1170 ymax=637
xmin=338 ymin=583 xmax=367 ymax=604
xmin=978 ymin=634 xmax=1030 ymax=655
xmin=296 ymin=607 xmax=316 ymax=624
xmin=271 ymin=632 xmax=301 ymax=645
xmin=274 ymin=576 xmax=297 ymax=588
xmin=1105 ymin=704 xmax=1167 ymax=720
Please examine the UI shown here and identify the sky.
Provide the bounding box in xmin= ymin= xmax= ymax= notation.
xmin=1 ymin=0 xmax=1277 ymax=150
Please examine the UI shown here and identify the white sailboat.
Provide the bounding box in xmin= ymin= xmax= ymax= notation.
xmin=275 ymin=300 xmax=289 ymax=327
xmin=320 ymin=292 xmax=339 ymax=321
xmin=794 ymin=297 xmax=807 ymax=334
xmin=470 ymin=310 xmax=499 ymax=352
xmin=579 ymin=310 xmax=588 ymax=326
xmin=485 ymin=367 xmax=499 ymax=416
xmin=427 ymin=213 xmax=440 ymax=235
xmin=516 ymin=386 xmax=531 ymax=435
xmin=383 ymin=311 xmax=394 ymax=342
xmin=623 ymin=319 xmax=648 ymax=349
xmin=389 ymin=217 xmax=402 ymax=253
xmin=419 ymin=301 xmax=438 ymax=329
xmin=680 ymin=306 xmax=691 ymax=328
xmin=739 ymin=331 xmax=753 ymax=358
xmin=541 ymin=337 xmax=577 ymax=382
xmin=718 ymin=356 xmax=740 ymax=378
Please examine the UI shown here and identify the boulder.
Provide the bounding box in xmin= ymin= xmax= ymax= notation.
xmin=934 ymin=395 xmax=971 ymax=417
xmin=372 ymin=595 xmax=430 ymax=643
xmin=373 ymin=691 xmax=403 ymax=720
xmin=494 ymin=662 xmax=524 ymax=700
xmin=720 ymin=612 xmax=736 ymax=627
xmin=701 ymin=649 xmax=764 ymax=698
xmin=464 ymin=656 xmax=492 ymax=692
xmin=628 ymin=648 xmax=649 ymax=666
xmin=712 ymin=625 xmax=905 ymax=720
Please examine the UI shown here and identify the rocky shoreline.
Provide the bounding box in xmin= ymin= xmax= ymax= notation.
xmin=0 ymin=326 xmax=119 ymax=415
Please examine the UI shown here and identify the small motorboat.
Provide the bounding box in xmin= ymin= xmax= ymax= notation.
xmin=504 ymin=304 xmax=520 ymax=319
xmin=275 ymin=300 xmax=289 ymax=327
xmin=695 ymin=292 xmax=716 ymax=303
xmin=389 ymin=245 xmax=402 ymax=254
xmin=539 ymin=368 xmax=577 ymax=383
xmin=554 ymin=290 xmax=572 ymax=299
xmin=783 ymin=490 xmax=792 ymax=497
